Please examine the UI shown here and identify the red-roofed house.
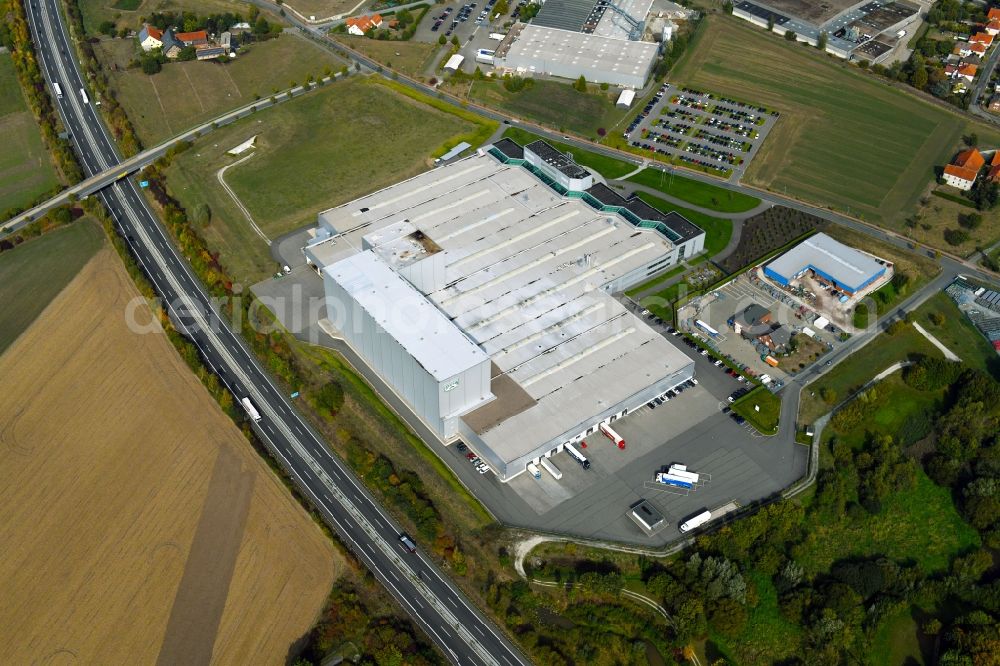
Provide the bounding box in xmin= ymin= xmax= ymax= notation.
xmin=174 ymin=29 xmax=208 ymax=46
xmin=345 ymin=14 xmax=383 ymax=35
xmin=987 ymin=19 xmax=1000 ymax=36
xmin=958 ymin=63 xmax=979 ymax=81
xmin=971 ymin=41 xmax=988 ymax=55
xmin=987 ymin=151 xmax=1000 ymax=182
xmin=944 ymin=148 xmax=985 ymax=190
xmin=971 ymin=32 xmax=994 ymax=46
xmin=138 ymin=24 xmax=164 ymax=51
xmin=990 ymin=7 xmax=1000 ymax=21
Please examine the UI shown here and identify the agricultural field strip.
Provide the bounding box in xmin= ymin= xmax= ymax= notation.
xmin=116 ymin=182 xmax=502 ymax=666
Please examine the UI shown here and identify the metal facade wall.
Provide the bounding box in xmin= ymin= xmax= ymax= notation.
xmin=324 ymin=272 xmax=445 ymax=434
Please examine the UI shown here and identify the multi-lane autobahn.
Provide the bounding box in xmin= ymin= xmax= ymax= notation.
xmin=24 ymin=1 xmax=529 ymax=663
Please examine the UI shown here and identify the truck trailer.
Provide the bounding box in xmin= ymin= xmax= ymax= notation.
xmin=655 ymin=472 xmax=693 ymax=489
xmin=600 ymin=423 xmax=626 ymax=449
xmin=564 ymin=442 xmax=591 ymax=469
xmin=526 ymin=462 xmax=542 ymax=479
xmin=667 ymin=464 xmax=699 ymax=484
xmin=679 ymin=509 xmax=712 ymax=533
xmin=539 ymin=457 xmax=562 ymax=480
xmin=241 ymin=397 xmax=261 ymax=423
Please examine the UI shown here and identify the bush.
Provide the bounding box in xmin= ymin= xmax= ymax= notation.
xmin=903 ymin=355 xmax=962 ymax=391
xmin=944 ymin=228 xmax=970 ymax=246
xmin=821 ymin=387 xmax=838 ymax=404
xmin=853 ymin=303 xmax=869 ymax=329
xmin=887 ymin=320 xmax=907 ymax=335
xmin=959 ymin=212 xmax=983 ymax=230
xmin=929 ymin=312 xmax=946 ymax=326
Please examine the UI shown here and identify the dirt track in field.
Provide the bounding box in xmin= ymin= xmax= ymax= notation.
xmin=0 ymin=247 xmax=339 ymax=664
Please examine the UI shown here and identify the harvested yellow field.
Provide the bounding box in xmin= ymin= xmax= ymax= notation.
xmin=0 ymin=247 xmax=339 ymax=664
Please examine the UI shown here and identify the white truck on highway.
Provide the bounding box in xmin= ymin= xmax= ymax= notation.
xmin=79 ymin=87 xmax=89 ymax=104
xmin=241 ymin=397 xmax=261 ymax=423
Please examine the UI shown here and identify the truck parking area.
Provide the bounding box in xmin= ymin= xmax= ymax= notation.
xmin=441 ymin=327 xmax=807 ymax=546
xmin=624 ymin=83 xmax=778 ymax=182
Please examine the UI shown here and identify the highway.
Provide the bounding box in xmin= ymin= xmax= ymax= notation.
xmin=24 ymin=1 xmax=529 ymax=664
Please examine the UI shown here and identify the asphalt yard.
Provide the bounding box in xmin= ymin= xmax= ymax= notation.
xmin=444 ymin=326 xmax=807 ymax=546
xmin=624 ymin=82 xmax=778 ymax=182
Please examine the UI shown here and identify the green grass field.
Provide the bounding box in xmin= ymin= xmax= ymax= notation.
xmin=627 ymin=168 xmax=761 ymax=213
xmin=166 ymin=76 xmax=481 ymax=283
xmin=96 ymin=34 xmax=344 ymax=145
xmin=0 ymin=220 xmax=105 ymax=354
xmin=670 ymin=16 xmax=1000 ymax=227
xmin=870 ymin=607 xmax=926 ymax=666
xmin=798 ymin=324 xmax=939 ymax=424
xmin=334 ymin=36 xmax=439 ymax=79
xmin=731 ymin=385 xmax=780 ymax=434
xmin=792 ymin=470 xmax=980 ymax=575
xmin=914 ymin=291 xmax=1000 ymax=376
xmin=0 ymin=54 xmax=61 ymax=214
xmin=634 ymin=192 xmax=732 ymax=257
xmin=471 ymin=79 xmax=634 ymax=140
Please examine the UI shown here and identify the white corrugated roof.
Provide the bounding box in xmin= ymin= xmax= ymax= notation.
xmin=444 ymin=54 xmax=465 ymax=70
xmin=326 ymin=251 xmax=488 ymax=381
xmin=765 ymin=233 xmax=884 ymax=291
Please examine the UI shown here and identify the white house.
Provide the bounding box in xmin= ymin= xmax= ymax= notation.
xmin=138 ymin=24 xmax=164 ymax=51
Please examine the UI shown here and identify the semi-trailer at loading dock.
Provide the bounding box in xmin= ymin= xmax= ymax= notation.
xmin=539 ymin=457 xmax=563 ymax=480
xmin=527 ymin=462 xmax=542 ymax=479
xmin=565 ymin=442 xmax=591 ymax=469
xmin=600 ymin=423 xmax=626 ymax=449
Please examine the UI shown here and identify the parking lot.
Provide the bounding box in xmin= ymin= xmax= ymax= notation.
xmin=413 ymin=0 xmax=519 ymax=73
xmin=624 ymin=83 xmax=778 ymax=181
xmin=438 ymin=309 xmax=807 ymax=546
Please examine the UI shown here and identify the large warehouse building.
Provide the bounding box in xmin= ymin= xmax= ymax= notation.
xmin=492 ymin=0 xmax=661 ymax=88
xmin=763 ymin=232 xmax=887 ymax=295
xmin=304 ymin=139 xmax=701 ymax=481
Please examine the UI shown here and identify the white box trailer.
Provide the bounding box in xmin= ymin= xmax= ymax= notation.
xmin=475 ymin=49 xmax=495 ymax=65
xmin=679 ymin=509 xmax=712 ymax=533
xmin=667 ymin=464 xmax=699 ymax=484
xmin=564 ymin=442 xmax=591 ymax=469
xmin=241 ymin=397 xmax=261 ymax=423
xmin=539 ymin=457 xmax=562 ymax=480
xmin=488 ymin=32 xmax=506 ymax=41
xmin=526 ymin=462 xmax=542 ymax=479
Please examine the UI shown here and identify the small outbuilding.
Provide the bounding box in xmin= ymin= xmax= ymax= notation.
xmin=444 ymin=54 xmax=465 ymax=71
xmin=616 ymin=89 xmax=636 ymax=108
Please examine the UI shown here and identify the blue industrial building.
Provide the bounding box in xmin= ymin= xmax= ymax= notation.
xmin=764 ymin=233 xmax=886 ymax=295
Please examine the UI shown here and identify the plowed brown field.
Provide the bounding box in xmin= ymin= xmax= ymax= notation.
xmin=0 ymin=247 xmax=338 ymax=664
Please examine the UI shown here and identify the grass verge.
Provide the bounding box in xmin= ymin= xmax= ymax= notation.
xmin=627 ymin=168 xmax=761 ymax=213
xmin=731 ymin=385 xmax=780 ymax=435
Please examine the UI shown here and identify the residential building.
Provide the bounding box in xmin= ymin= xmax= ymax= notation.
xmin=987 ymin=19 xmax=1000 ymax=36
xmin=989 ymin=95 xmax=1000 ymax=113
xmin=345 ymin=14 xmax=383 ymax=35
xmin=959 ymin=63 xmax=979 ymax=81
xmin=138 ymin=24 xmax=164 ymax=51
xmin=161 ymin=31 xmax=183 ymax=59
xmin=971 ymin=32 xmax=994 ymax=46
xmin=943 ymin=147 xmax=985 ymax=190
xmin=990 ymin=7 xmax=1000 ymax=21
xmin=175 ymin=29 xmax=209 ymax=46
xmin=987 ymin=151 xmax=1000 ymax=182
xmin=220 ymin=31 xmax=232 ymax=52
